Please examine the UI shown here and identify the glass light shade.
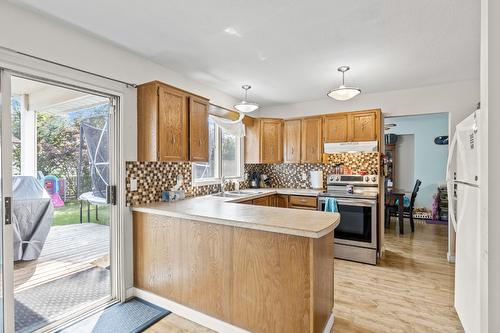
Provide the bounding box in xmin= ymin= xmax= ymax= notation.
xmin=327 ymin=85 xmax=361 ymax=101
xmin=234 ymin=100 xmax=259 ymax=113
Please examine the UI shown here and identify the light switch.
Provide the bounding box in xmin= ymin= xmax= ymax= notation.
xmin=130 ymin=179 xmax=138 ymax=191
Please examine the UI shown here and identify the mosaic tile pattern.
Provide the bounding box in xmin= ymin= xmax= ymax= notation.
xmin=125 ymin=161 xmax=246 ymax=206
xmin=125 ymin=153 xmax=378 ymax=205
xmin=245 ymin=152 xmax=380 ymax=189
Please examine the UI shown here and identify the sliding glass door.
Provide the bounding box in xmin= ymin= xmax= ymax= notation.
xmin=0 ymin=68 xmax=120 ymax=333
xmin=1 ymin=68 xmax=15 ymax=333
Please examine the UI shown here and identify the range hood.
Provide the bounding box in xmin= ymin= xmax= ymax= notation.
xmin=324 ymin=141 xmax=378 ymax=153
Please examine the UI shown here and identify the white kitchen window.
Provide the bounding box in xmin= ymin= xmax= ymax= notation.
xmin=192 ymin=116 xmax=243 ymax=184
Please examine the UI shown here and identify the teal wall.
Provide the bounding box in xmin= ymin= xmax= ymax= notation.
xmin=385 ymin=113 xmax=449 ymax=210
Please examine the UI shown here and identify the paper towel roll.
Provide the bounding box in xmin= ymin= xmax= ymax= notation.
xmin=310 ymin=171 xmax=324 ymax=189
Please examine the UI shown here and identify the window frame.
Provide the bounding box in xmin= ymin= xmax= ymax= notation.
xmin=192 ymin=120 xmax=244 ymax=186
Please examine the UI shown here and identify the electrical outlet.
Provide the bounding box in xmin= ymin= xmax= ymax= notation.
xmin=130 ymin=179 xmax=138 ymax=192
xmin=301 ymin=172 xmax=307 ymax=181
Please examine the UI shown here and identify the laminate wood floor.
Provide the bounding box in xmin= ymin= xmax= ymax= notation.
xmin=146 ymin=220 xmax=463 ymax=333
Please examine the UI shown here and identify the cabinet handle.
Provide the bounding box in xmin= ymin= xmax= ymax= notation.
xmin=199 ymin=139 xmax=202 ymax=146
xmin=291 ymin=146 xmax=294 ymax=154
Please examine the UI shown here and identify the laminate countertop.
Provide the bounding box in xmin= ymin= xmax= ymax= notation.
xmin=132 ymin=188 xmax=339 ymax=239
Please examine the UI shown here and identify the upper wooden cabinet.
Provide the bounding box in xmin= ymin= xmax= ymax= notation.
xmin=323 ymin=114 xmax=348 ymax=143
xmin=137 ymin=81 xmax=209 ymax=161
xmin=283 ymin=119 xmax=301 ymax=163
xmin=245 ymin=118 xmax=283 ymax=164
xmin=301 ymin=117 xmax=322 ymax=163
xmin=348 ymin=110 xmax=378 ymax=142
xmin=189 ymin=96 xmax=209 ymax=162
xmin=322 ymin=109 xmax=380 ymax=143
xmin=158 ymin=85 xmax=188 ymax=161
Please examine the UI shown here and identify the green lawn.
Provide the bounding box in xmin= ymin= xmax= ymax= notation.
xmin=53 ymin=199 xmax=110 ymax=226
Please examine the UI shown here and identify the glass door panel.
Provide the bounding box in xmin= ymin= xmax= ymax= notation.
xmin=1 ymin=68 xmax=15 ymax=333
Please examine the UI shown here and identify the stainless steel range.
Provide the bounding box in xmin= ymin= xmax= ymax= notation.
xmin=318 ymin=174 xmax=379 ymax=265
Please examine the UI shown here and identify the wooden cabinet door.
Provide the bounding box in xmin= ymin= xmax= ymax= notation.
xmin=348 ymin=111 xmax=377 ymax=142
xmin=253 ymin=196 xmax=270 ymax=206
xmin=260 ymin=119 xmax=283 ymax=163
xmin=269 ymin=194 xmax=278 ymax=207
xmin=284 ymin=119 xmax=301 ymax=163
xmin=158 ymin=85 xmax=188 ymax=161
xmin=277 ymin=194 xmax=289 ymax=208
xmin=301 ymin=117 xmax=322 ymax=163
xmin=189 ymin=96 xmax=209 ymax=162
xmin=323 ymin=114 xmax=348 ymax=143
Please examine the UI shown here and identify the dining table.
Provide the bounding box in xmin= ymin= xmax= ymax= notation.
xmin=386 ymin=188 xmax=406 ymax=234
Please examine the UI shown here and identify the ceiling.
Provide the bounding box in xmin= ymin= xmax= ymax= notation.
xmin=11 ymin=76 xmax=108 ymax=113
xmin=13 ymin=0 xmax=480 ymax=106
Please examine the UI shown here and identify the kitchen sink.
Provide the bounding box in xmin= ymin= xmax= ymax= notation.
xmin=211 ymin=192 xmax=244 ymax=198
xmin=228 ymin=190 xmax=261 ymax=195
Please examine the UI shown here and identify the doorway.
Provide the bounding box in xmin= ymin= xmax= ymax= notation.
xmin=1 ymin=70 xmax=120 ymax=333
xmin=395 ymin=134 xmax=415 ymax=192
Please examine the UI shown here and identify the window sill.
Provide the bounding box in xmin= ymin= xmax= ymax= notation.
xmin=191 ymin=179 xmax=220 ymax=187
xmin=192 ymin=177 xmax=244 ymax=187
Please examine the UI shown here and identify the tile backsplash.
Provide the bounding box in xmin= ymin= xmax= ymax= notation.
xmin=125 ymin=152 xmax=378 ymax=206
xmin=125 ymin=161 xmax=245 ymax=206
xmin=245 ymin=152 xmax=379 ymax=189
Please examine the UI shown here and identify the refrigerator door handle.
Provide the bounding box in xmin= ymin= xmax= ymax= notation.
xmin=447 ymin=181 xmax=458 ymax=232
xmin=446 ymin=132 xmax=458 ymax=232
xmin=446 ymin=131 xmax=458 ymax=183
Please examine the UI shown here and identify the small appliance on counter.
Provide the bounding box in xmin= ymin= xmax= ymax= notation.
xmin=310 ymin=170 xmax=324 ymax=189
xmin=250 ymin=172 xmax=260 ymax=188
xmin=259 ymin=174 xmax=271 ymax=188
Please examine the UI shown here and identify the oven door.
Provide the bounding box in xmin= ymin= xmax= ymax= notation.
xmin=318 ymin=197 xmax=377 ymax=249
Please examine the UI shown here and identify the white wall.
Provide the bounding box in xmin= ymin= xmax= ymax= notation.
xmin=386 ymin=113 xmax=449 ymax=210
xmin=483 ymin=0 xmax=499 ymax=331
xmin=0 ymin=1 xmax=239 ymax=293
xmin=258 ymin=80 xmax=479 ymax=133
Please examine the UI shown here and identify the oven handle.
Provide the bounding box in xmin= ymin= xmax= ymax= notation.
xmin=318 ymin=197 xmax=376 ymax=207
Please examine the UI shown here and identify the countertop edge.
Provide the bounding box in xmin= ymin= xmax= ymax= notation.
xmin=132 ymin=206 xmax=338 ymax=239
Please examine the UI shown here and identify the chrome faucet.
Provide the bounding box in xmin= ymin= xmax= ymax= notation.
xmin=220 ymin=176 xmax=226 ymax=194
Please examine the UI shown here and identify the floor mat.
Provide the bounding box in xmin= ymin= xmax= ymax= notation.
xmin=57 ymin=298 xmax=170 ymax=333
xmin=15 ymin=266 xmax=110 ymax=333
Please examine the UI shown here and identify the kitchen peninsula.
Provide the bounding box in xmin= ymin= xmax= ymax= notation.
xmin=132 ymin=190 xmax=340 ymax=333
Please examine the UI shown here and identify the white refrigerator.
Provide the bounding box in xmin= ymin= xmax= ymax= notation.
xmin=446 ymin=109 xmax=485 ymax=333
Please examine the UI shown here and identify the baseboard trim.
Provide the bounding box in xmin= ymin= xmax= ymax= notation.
xmin=128 ymin=287 xmax=335 ymax=333
xmin=323 ymin=311 xmax=335 ymax=333
xmin=128 ymin=287 xmax=250 ymax=333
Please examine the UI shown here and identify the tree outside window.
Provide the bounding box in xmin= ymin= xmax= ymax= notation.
xmin=193 ymin=116 xmax=242 ymax=182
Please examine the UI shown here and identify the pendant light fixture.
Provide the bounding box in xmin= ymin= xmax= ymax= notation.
xmin=327 ymin=66 xmax=361 ymax=101
xmin=234 ymin=85 xmax=259 ymax=113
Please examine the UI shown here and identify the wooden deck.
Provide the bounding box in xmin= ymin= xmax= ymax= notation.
xmin=14 ymin=223 xmax=110 ymax=293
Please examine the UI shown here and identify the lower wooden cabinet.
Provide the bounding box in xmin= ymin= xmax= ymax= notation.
xmin=289 ymin=195 xmax=318 ymax=210
xmin=239 ymin=200 xmax=253 ymax=205
xmin=240 ymin=194 xmax=318 ymax=210
xmin=252 ymin=196 xmax=270 ymax=206
xmin=277 ymin=194 xmax=289 ymax=208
